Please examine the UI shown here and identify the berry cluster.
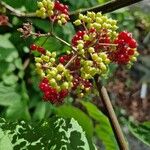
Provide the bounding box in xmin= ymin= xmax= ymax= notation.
xmin=36 ymin=0 xmax=54 ymax=18
xmin=30 ymin=44 xmax=46 ymax=54
xmin=74 ymin=12 xmax=118 ymax=39
xmin=52 ymin=0 xmax=69 ymax=25
xmin=109 ymin=31 xmax=139 ymax=64
xmin=31 ymin=11 xmax=139 ymax=104
xmin=72 ymin=76 xmax=92 ymax=97
xmin=36 ymin=0 xmax=69 ymax=25
xmin=34 ymin=50 xmax=73 ymax=103
xmin=39 ymin=78 xmax=68 ymax=103
xmin=0 ymin=15 xmax=9 ymax=26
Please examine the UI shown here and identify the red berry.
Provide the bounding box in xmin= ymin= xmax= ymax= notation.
xmin=128 ymin=49 xmax=134 ymax=55
xmin=30 ymin=44 xmax=37 ymax=50
xmin=128 ymin=39 xmax=137 ymax=48
xmin=59 ymin=56 xmax=65 ymax=63
xmin=60 ymin=89 xmax=68 ymax=98
xmin=37 ymin=46 xmax=46 ymax=54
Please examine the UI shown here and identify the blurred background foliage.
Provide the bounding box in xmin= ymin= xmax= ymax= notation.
xmin=0 ymin=0 xmax=150 ymax=149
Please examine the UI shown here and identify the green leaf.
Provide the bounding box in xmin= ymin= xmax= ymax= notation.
xmin=32 ymin=18 xmax=52 ymax=32
xmin=81 ymin=101 xmax=119 ymax=150
xmin=0 ymin=34 xmax=14 ymax=49
xmin=0 ymin=83 xmax=21 ymax=106
xmin=56 ymin=104 xmax=94 ymax=137
xmin=35 ymin=36 xmax=62 ymax=51
xmin=14 ymin=58 xmax=23 ymax=70
xmin=129 ymin=121 xmax=150 ymax=147
xmin=0 ymin=130 xmax=13 ymax=150
xmin=2 ymin=74 xmax=18 ymax=85
xmin=33 ymin=102 xmax=46 ymax=121
xmin=0 ymin=117 xmax=93 ymax=150
xmin=6 ymin=100 xmax=31 ymax=121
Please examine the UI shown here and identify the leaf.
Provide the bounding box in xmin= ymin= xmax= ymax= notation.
xmin=0 ymin=34 xmax=14 ymax=49
xmin=0 ymin=130 xmax=13 ymax=150
xmin=129 ymin=121 xmax=150 ymax=147
xmin=6 ymin=100 xmax=31 ymax=121
xmin=0 ymin=83 xmax=21 ymax=106
xmin=81 ymin=101 xmax=119 ymax=150
xmin=2 ymin=74 xmax=18 ymax=85
xmin=56 ymin=104 xmax=94 ymax=137
xmin=35 ymin=37 xmax=62 ymax=52
xmin=14 ymin=58 xmax=23 ymax=70
xmin=33 ymin=102 xmax=46 ymax=121
xmin=32 ymin=18 xmax=52 ymax=32
xmin=0 ymin=117 xmax=93 ymax=150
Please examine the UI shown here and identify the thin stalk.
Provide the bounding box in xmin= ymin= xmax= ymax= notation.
xmin=94 ymin=75 xmax=129 ymax=150
xmin=65 ymin=54 xmax=77 ymax=68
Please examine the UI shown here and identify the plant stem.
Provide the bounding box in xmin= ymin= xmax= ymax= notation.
xmin=70 ymin=0 xmax=142 ymax=16
xmin=0 ymin=1 xmax=36 ymax=17
xmin=1 ymin=0 xmax=142 ymax=19
xmin=65 ymin=54 xmax=77 ymax=68
xmin=94 ymin=75 xmax=129 ymax=150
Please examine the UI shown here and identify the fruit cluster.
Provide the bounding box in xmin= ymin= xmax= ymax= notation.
xmin=74 ymin=12 xmax=118 ymax=39
xmin=109 ymin=31 xmax=139 ymax=65
xmin=0 ymin=15 xmax=9 ymax=26
xmin=39 ymin=78 xmax=69 ymax=103
xmin=36 ymin=0 xmax=54 ymax=18
xmin=31 ymin=11 xmax=139 ymax=104
xmin=36 ymin=0 xmax=69 ymax=25
xmin=72 ymin=76 xmax=92 ymax=97
xmin=34 ymin=50 xmax=73 ymax=103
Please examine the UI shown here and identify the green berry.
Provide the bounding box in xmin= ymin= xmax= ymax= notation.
xmin=74 ymin=20 xmax=82 ymax=26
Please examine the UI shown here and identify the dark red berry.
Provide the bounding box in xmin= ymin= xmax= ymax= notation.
xmin=30 ymin=44 xmax=37 ymax=50
xmin=128 ymin=49 xmax=134 ymax=55
xmin=59 ymin=56 xmax=65 ymax=63
xmin=128 ymin=39 xmax=137 ymax=48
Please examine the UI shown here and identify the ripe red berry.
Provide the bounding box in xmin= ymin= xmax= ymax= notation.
xmin=128 ymin=49 xmax=134 ymax=55
xmin=30 ymin=44 xmax=37 ymax=50
xmin=0 ymin=15 xmax=9 ymax=26
xmin=37 ymin=46 xmax=46 ymax=54
xmin=128 ymin=39 xmax=137 ymax=48
xmin=59 ymin=56 xmax=65 ymax=63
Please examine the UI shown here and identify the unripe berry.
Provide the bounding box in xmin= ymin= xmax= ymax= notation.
xmin=130 ymin=56 xmax=137 ymax=62
xmin=62 ymin=82 xmax=69 ymax=89
xmin=79 ymin=14 xmax=84 ymax=20
xmin=96 ymin=17 xmax=102 ymax=24
xmin=96 ymin=12 xmax=102 ymax=17
xmin=50 ymin=78 xmax=57 ymax=87
xmin=37 ymin=2 xmax=43 ymax=7
xmin=50 ymin=70 xmax=57 ymax=77
xmin=61 ymin=18 xmax=67 ymax=24
xmin=57 ymin=64 xmax=64 ymax=71
xmin=56 ymin=74 xmax=62 ymax=81
xmin=50 ymin=58 xmax=55 ymax=63
xmin=35 ymin=57 xmax=42 ymax=63
xmin=77 ymin=43 xmax=84 ymax=50
xmin=40 ymin=7 xmax=46 ymax=13
xmin=93 ymin=23 xmax=101 ymax=30
xmin=42 ymin=56 xmax=49 ymax=62
xmin=74 ymin=20 xmax=82 ymax=26
xmin=100 ymin=63 xmax=107 ymax=71
xmin=88 ymin=47 xmax=94 ymax=53
xmin=58 ymin=20 xmax=62 ymax=26
xmin=47 ymin=10 xmax=54 ymax=16
xmin=46 ymin=51 xmax=51 ymax=57
xmin=51 ymin=52 xmax=56 ymax=58
xmin=36 ymin=63 xmax=42 ymax=68
xmin=92 ymin=53 xmax=98 ymax=61
xmin=83 ymin=34 xmax=90 ymax=41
